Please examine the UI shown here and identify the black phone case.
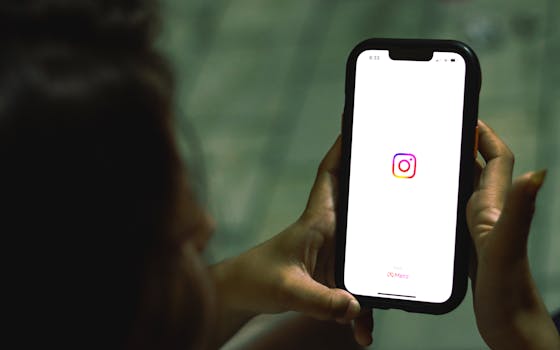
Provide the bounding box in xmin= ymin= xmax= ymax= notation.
xmin=336 ymin=38 xmax=481 ymax=314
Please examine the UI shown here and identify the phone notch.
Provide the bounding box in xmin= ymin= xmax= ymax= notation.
xmin=388 ymin=48 xmax=433 ymax=61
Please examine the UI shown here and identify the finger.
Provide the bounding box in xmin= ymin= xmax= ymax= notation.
xmin=473 ymin=158 xmax=483 ymax=189
xmin=476 ymin=120 xmax=515 ymax=210
xmin=284 ymin=273 xmax=361 ymax=322
xmin=492 ymin=170 xmax=546 ymax=261
xmin=352 ymin=309 xmax=373 ymax=347
xmin=318 ymin=135 xmax=342 ymax=176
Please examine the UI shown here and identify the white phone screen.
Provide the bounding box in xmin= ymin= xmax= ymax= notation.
xmin=344 ymin=50 xmax=466 ymax=303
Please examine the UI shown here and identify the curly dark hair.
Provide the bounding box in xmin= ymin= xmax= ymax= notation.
xmin=1 ymin=1 xmax=206 ymax=348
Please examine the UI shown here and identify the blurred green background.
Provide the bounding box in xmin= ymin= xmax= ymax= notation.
xmin=157 ymin=0 xmax=559 ymax=348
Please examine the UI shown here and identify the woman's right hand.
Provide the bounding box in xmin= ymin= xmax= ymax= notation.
xmin=466 ymin=120 xmax=560 ymax=349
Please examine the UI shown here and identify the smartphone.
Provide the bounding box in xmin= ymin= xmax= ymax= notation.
xmin=336 ymin=39 xmax=480 ymax=314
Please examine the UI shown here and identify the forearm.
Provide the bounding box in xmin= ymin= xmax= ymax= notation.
xmin=498 ymin=272 xmax=560 ymax=349
xmin=484 ymin=304 xmax=560 ymax=350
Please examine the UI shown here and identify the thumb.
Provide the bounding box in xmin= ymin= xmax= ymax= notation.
xmin=492 ymin=169 xmax=546 ymax=260
xmin=304 ymin=136 xmax=341 ymax=217
xmin=284 ymin=273 xmax=361 ymax=322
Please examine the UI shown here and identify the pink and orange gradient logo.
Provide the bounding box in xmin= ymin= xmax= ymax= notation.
xmin=392 ymin=153 xmax=416 ymax=178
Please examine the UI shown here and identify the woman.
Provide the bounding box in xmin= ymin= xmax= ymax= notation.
xmin=1 ymin=1 xmax=558 ymax=349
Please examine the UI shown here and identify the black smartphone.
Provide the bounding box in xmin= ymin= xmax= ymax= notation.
xmin=336 ymin=38 xmax=480 ymax=314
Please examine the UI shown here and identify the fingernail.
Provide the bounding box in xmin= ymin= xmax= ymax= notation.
xmin=345 ymin=299 xmax=361 ymax=319
xmin=359 ymin=333 xmax=373 ymax=347
xmin=528 ymin=169 xmax=547 ymax=194
xmin=335 ymin=317 xmax=349 ymax=324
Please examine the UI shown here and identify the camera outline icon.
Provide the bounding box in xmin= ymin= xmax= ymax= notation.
xmin=392 ymin=153 xmax=416 ymax=179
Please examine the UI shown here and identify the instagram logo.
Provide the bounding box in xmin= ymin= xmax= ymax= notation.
xmin=392 ymin=153 xmax=416 ymax=178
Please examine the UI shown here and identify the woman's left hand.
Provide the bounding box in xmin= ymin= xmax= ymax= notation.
xmin=212 ymin=137 xmax=373 ymax=347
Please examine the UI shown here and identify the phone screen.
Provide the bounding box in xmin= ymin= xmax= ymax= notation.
xmin=344 ymin=50 xmax=466 ymax=303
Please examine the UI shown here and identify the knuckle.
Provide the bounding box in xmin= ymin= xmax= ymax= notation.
xmin=328 ymin=291 xmax=348 ymax=320
xmin=276 ymin=273 xmax=294 ymax=306
xmin=327 ymin=293 xmax=340 ymax=319
xmin=500 ymin=144 xmax=515 ymax=164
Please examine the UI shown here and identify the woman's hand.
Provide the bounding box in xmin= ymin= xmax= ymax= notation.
xmin=467 ymin=120 xmax=559 ymax=349
xmin=211 ymin=137 xmax=373 ymax=347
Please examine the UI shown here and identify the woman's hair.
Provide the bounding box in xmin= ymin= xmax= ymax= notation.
xmin=1 ymin=1 xmax=205 ymax=348
xmin=0 ymin=0 xmax=161 ymax=48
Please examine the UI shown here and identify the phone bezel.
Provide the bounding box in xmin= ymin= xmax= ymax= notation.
xmin=336 ymin=38 xmax=481 ymax=314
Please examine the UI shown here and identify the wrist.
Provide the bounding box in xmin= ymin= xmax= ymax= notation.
xmin=211 ymin=255 xmax=259 ymax=317
xmin=209 ymin=257 xmax=258 ymax=347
